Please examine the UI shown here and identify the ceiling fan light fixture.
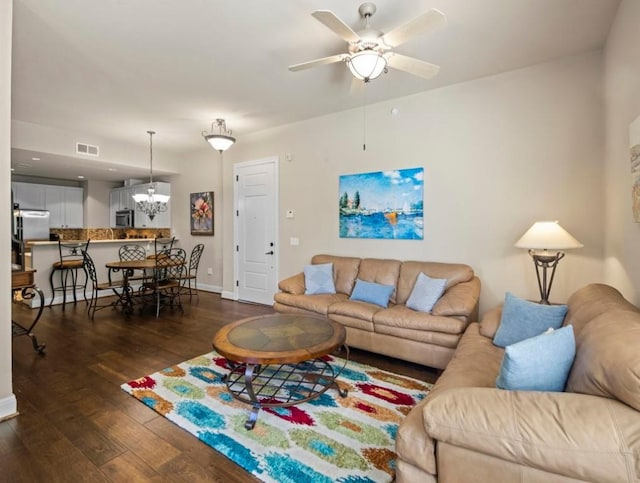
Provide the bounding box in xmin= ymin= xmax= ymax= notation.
xmin=347 ymin=50 xmax=387 ymax=81
xmin=203 ymin=119 xmax=236 ymax=153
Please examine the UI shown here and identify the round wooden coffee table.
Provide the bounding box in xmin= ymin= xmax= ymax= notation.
xmin=213 ymin=313 xmax=349 ymax=429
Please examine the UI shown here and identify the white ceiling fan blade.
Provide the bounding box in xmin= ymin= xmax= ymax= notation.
xmin=288 ymin=54 xmax=349 ymax=72
xmin=386 ymin=53 xmax=440 ymax=80
xmin=311 ymin=10 xmax=360 ymax=43
xmin=381 ymin=9 xmax=446 ymax=48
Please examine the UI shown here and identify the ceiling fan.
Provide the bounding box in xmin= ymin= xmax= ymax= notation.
xmin=288 ymin=2 xmax=446 ymax=83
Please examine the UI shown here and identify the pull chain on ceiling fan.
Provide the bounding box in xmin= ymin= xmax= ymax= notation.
xmin=288 ymin=2 xmax=447 ymax=83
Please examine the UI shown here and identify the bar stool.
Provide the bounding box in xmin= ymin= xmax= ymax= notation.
xmin=49 ymin=239 xmax=91 ymax=309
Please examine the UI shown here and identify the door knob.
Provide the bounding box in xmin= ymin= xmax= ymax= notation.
xmin=265 ymin=251 xmax=274 ymax=255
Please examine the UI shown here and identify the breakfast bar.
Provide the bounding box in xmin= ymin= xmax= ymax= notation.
xmin=26 ymin=237 xmax=177 ymax=308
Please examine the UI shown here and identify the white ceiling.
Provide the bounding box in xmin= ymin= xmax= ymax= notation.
xmin=11 ymin=0 xmax=620 ymax=181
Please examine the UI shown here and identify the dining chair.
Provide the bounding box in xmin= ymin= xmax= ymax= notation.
xmin=152 ymin=236 xmax=175 ymax=258
xmin=82 ymin=250 xmax=126 ymax=320
xmin=117 ymin=244 xmax=148 ymax=284
xmin=142 ymin=247 xmax=186 ymax=317
xmin=49 ymin=239 xmax=91 ymax=309
xmin=178 ymin=244 xmax=204 ymax=300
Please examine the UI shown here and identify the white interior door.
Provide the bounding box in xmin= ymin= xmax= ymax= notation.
xmin=234 ymin=157 xmax=278 ymax=305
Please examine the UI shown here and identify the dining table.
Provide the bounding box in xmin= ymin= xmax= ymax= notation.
xmin=105 ymin=258 xmax=183 ymax=315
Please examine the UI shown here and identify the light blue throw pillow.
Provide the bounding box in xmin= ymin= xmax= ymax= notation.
xmin=406 ymin=272 xmax=447 ymax=313
xmin=496 ymin=325 xmax=576 ymax=392
xmin=304 ymin=263 xmax=336 ymax=295
xmin=349 ymin=279 xmax=395 ymax=308
xmin=493 ymin=292 xmax=568 ymax=348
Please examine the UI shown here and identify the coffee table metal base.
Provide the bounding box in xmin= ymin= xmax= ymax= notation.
xmin=223 ymin=347 xmax=349 ymax=430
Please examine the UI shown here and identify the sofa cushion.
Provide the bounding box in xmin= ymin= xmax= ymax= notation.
xmin=496 ymin=326 xmax=576 ymax=392
xmin=397 ymin=261 xmax=474 ymax=305
xmin=374 ymin=305 xmax=467 ymax=336
xmin=303 ymin=263 xmax=335 ymax=295
xmin=566 ymin=309 xmax=640 ymax=411
xmin=424 ymin=387 xmax=639 ymax=483
xmin=356 ymin=258 xmax=401 ymax=304
xmin=493 ymin=293 xmax=567 ymax=347
xmin=273 ymin=292 xmax=348 ymax=315
xmin=349 ymin=279 xmax=395 ymax=307
xmin=329 ymin=299 xmax=383 ymax=323
xmin=311 ymin=254 xmax=360 ymax=295
xmin=406 ymin=273 xmax=447 ymax=313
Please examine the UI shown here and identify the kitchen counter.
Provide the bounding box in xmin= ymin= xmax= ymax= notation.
xmin=27 ymin=238 xmax=161 ymax=246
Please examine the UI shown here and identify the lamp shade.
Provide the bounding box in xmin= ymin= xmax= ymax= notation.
xmin=515 ymin=221 xmax=583 ymax=250
xmin=347 ymin=50 xmax=387 ymax=81
xmin=204 ymin=134 xmax=235 ymax=153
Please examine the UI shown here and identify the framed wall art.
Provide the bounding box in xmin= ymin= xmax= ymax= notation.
xmin=631 ymin=115 xmax=640 ymax=222
xmin=190 ymin=191 xmax=214 ymax=235
xmin=339 ymin=167 xmax=424 ymax=240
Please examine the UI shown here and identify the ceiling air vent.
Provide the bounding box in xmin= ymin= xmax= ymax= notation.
xmin=76 ymin=142 xmax=99 ymax=157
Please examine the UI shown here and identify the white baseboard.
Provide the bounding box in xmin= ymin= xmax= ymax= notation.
xmin=0 ymin=394 xmax=17 ymax=421
xmin=195 ymin=283 xmax=222 ymax=294
xmin=221 ymin=290 xmax=236 ymax=300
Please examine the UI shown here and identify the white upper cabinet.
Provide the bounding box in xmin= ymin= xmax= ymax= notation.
xmin=12 ymin=182 xmax=84 ymax=228
xmin=12 ymin=182 xmax=46 ymax=210
xmin=45 ymin=185 xmax=84 ymax=228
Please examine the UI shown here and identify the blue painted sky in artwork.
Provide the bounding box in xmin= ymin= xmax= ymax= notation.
xmin=339 ymin=167 xmax=424 ymax=211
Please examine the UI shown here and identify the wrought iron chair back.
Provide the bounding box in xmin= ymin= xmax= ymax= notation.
xmin=118 ymin=244 xmax=146 ymax=262
xmin=49 ymin=239 xmax=91 ymax=308
xmin=153 ymin=236 xmax=175 ymax=257
xmin=82 ymin=250 xmax=125 ymax=320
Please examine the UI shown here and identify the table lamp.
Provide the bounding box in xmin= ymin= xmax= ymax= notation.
xmin=515 ymin=221 xmax=583 ymax=304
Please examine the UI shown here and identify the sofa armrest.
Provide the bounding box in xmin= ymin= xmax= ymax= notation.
xmin=432 ymin=277 xmax=480 ymax=320
xmin=278 ymin=272 xmax=305 ymax=295
xmin=479 ymin=306 xmax=502 ymax=339
xmin=425 ymin=387 xmax=638 ymax=483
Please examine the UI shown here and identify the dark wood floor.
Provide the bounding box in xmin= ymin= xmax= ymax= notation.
xmin=5 ymin=292 xmax=439 ymax=482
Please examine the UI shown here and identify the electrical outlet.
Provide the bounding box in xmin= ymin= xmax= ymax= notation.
xmin=207 ymin=268 xmax=213 ymax=275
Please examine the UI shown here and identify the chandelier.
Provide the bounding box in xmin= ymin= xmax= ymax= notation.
xmin=203 ymin=119 xmax=236 ymax=153
xmin=132 ymin=130 xmax=170 ymax=221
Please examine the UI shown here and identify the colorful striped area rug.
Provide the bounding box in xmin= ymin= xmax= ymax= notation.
xmin=121 ymin=350 xmax=432 ymax=483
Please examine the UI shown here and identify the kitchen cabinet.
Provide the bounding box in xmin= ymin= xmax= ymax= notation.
xmin=12 ymin=182 xmax=83 ymax=227
xmin=45 ymin=186 xmax=84 ymax=228
xmin=12 ymin=182 xmax=46 ymax=209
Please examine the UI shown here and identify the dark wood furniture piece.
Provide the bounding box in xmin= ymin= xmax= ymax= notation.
xmin=11 ymin=268 xmax=45 ymax=353
xmin=213 ymin=313 xmax=348 ymax=430
xmin=106 ymin=255 xmax=184 ymax=316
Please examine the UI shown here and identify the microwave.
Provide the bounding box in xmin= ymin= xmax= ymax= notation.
xmin=115 ymin=209 xmax=134 ymax=228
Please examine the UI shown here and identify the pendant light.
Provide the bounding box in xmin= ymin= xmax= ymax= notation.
xmin=203 ymin=119 xmax=236 ymax=153
xmin=132 ymin=130 xmax=170 ymax=221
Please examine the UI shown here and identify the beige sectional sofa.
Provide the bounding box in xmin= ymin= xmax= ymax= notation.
xmin=273 ymin=254 xmax=481 ymax=370
xmin=396 ymin=283 xmax=640 ymax=483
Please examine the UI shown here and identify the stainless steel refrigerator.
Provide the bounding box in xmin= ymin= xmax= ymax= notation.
xmin=14 ymin=209 xmax=51 ymax=242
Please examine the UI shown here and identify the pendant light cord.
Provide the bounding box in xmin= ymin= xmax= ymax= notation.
xmin=147 ymin=130 xmax=155 ymax=184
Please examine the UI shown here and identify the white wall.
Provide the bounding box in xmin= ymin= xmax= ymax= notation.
xmin=169 ymin=149 xmax=224 ymax=292
xmin=1 ymin=0 xmax=17 ymax=419
xmin=222 ymin=51 xmax=606 ymax=313
xmin=84 ymin=179 xmax=118 ymax=227
xmin=602 ymin=0 xmax=640 ymax=303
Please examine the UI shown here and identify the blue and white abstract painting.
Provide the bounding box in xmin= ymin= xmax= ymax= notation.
xmin=339 ymin=167 xmax=424 ymax=239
